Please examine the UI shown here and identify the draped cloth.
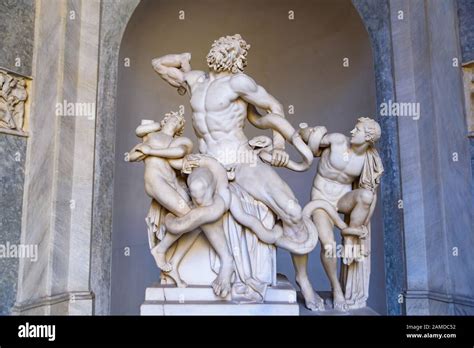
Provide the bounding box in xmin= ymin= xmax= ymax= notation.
xmin=359 ymin=147 xmax=384 ymax=192
xmin=210 ymin=182 xmax=277 ymax=303
xmin=145 ymin=199 xmax=166 ymax=249
xmin=340 ymin=146 xmax=384 ymax=309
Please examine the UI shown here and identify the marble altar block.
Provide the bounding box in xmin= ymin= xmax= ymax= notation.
xmin=140 ymin=274 xmax=299 ymax=315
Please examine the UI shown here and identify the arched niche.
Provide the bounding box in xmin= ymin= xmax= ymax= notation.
xmin=92 ymin=0 xmax=404 ymax=315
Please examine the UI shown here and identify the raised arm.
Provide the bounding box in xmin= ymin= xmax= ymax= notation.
xmin=320 ymin=132 xmax=347 ymax=146
xmin=299 ymin=125 xmax=347 ymax=157
xmin=151 ymin=53 xmax=192 ymax=88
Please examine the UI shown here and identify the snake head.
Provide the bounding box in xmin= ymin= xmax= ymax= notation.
xmin=248 ymin=136 xmax=273 ymax=153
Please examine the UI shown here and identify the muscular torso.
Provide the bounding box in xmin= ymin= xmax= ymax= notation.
xmin=187 ymin=73 xmax=249 ymax=165
xmin=312 ymin=138 xmax=365 ymax=202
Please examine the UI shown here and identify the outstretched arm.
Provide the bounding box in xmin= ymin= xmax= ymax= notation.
xmin=230 ymin=74 xmax=286 ymax=150
xmin=320 ymin=132 xmax=347 ymax=146
xmin=140 ymin=137 xmax=194 ymax=159
xmin=298 ymin=125 xmax=347 ymax=157
xmin=143 ymin=146 xmax=187 ymax=159
xmin=230 ymin=74 xmax=291 ymax=166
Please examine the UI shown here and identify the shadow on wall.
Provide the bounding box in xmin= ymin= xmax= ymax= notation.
xmin=111 ymin=0 xmax=386 ymax=314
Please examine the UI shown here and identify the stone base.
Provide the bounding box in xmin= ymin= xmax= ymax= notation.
xmin=298 ymin=291 xmax=379 ymax=316
xmin=141 ymin=274 xmax=298 ymax=316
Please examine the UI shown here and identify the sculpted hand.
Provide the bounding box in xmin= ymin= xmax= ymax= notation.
xmin=271 ymin=148 xmax=290 ymax=167
xmin=137 ymin=144 xmax=151 ymax=155
xmin=182 ymin=154 xmax=201 ymax=174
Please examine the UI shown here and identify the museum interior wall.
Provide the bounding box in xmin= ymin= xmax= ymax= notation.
xmin=390 ymin=0 xmax=474 ymax=314
xmin=0 ymin=0 xmax=35 ymax=315
xmin=10 ymin=0 xmax=100 ymax=315
xmin=0 ymin=0 xmax=472 ymax=316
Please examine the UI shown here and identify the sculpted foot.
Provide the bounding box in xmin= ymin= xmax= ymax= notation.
xmin=212 ymin=275 xmax=232 ymax=298
xmin=212 ymin=262 xmax=233 ymax=298
xmin=167 ymin=266 xmax=187 ymax=288
xmin=151 ymin=246 xmax=173 ymax=272
xmin=333 ymin=290 xmax=348 ymax=311
xmin=296 ymin=277 xmax=325 ymax=311
xmin=306 ymin=294 xmax=325 ymax=311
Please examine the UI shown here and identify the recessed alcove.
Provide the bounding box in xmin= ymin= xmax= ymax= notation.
xmin=111 ymin=0 xmax=387 ymax=314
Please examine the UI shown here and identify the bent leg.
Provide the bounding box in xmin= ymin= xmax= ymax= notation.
xmin=166 ymin=229 xmax=201 ymax=287
xmin=234 ymin=162 xmax=312 ymax=247
xmin=147 ymin=180 xmax=191 ymax=271
xmin=164 ymin=194 xmax=228 ymax=234
xmin=337 ymin=189 xmax=374 ymax=236
xmin=235 ymin=162 xmax=302 ymax=226
xmin=146 ymin=179 xmax=191 ymax=217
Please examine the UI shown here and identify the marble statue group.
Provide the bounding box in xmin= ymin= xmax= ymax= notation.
xmin=127 ymin=34 xmax=384 ymax=312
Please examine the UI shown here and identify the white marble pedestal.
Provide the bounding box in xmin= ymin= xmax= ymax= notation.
xmin=140 ymin=274 xmax=299 ymax=315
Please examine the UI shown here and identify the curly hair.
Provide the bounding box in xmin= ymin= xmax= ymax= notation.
xmin=206 ymin=34 xmax=251 ymax=73
xmin=161 ymin=111 xmax=185 ymax=137
xmin=357 ymin=117 xmax=381 ymax=144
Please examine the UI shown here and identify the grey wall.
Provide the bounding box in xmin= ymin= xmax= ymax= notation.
xmin=471 ymin=138 xmax=474 ymax=211
xmin=92 ymin=0 xmax=141 ymax=316
xmin=457 ymin=0 xmax=474 ymax=64
xmin=352 ymin=0 xmax=405 ymax=315
xmin=0 ymin=134 xmax=27 ymax=314
xmin=457 ymin=0 xmax=474 ymax=220
xmin=111 ymin=0 xmax=387 ymax=314
xmin=0 ymin=0 xmax=35 ymax=314
xmin=0 ymin=0 xmax=35 ymax=76
xmin=390 ymin=0 xmax=474 ymax=315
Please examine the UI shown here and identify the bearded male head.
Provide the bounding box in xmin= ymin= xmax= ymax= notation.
xmin=206 ymin=34 xmax=251 ymax=74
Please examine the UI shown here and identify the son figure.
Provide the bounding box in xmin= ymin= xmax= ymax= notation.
xmin=126 ymin=111 xmax=195 ymax=286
